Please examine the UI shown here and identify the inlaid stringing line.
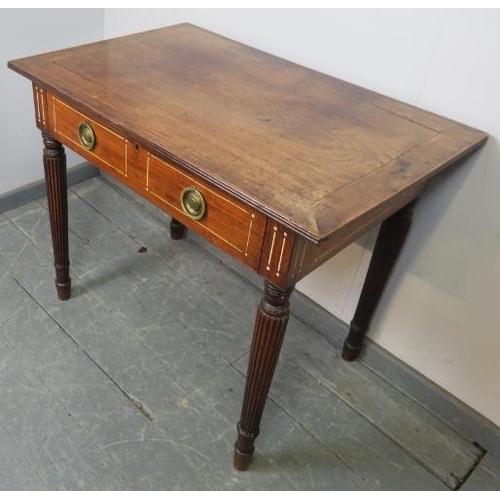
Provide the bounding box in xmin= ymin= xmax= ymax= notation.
xmin=35 ymin=86 xmax=41 ymax=124
xmin=266 ymin=226 xmax=278 ymax=271
xmin=52 ymin=96 xmax=57 ymax=131
xmin=39 ymin=89 xmax=46 ymax=125
xmin=276 ymin=232 xmax=287 ymax=276
xmin=146 ymin=153 xmax=150 ymax=191
xmin=244 ymin=214 xmax=255 ymax=256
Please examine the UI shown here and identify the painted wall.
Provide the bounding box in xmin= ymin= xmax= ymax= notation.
xmin=104 ymin=9 xmax=500 ymax=428
xmin=0 ymin=9 xmax=104 ymax=195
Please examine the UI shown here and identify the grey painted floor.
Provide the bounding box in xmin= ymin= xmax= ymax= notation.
xmin=0 ymin=176 xmax=499 ymax=491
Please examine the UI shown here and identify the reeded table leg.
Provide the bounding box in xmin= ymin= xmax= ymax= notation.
xmin=170 ymin=217 xmax=186 ymax=240
xmin=234 ymin=281 xmax=294 ymax=471
xmin=342 ymin=201 xmax=416 ymax=361
xmin=42 ymin=133 xmax=71 ymax=300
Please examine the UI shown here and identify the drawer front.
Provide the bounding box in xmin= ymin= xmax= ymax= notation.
xmin=43 ymin=91 xmax=266 ymax=272
xmin=47 ymin=92 xmax=131 ymax=179
xmin=145 ymin=152 xmax=267 ymax=270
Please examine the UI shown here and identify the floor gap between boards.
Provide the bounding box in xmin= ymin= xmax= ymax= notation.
xmin=10 ymin=275 xmax=155 ymax=423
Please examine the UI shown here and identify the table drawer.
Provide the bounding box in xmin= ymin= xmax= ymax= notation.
xmin=47 ymin=92 xmax=131 ymax=179
xmin=144 ymin=152 xmax=267 ymax=270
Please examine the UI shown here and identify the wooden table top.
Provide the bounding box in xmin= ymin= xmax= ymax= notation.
xmin=9 ymin=23 xmax=487 ymax=243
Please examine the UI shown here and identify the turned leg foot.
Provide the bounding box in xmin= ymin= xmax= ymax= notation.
xmin=170 ymin=217 xmax=186 ymax=240
xmin=234 ymin=426 xmax=256 ymax=471
xmin=341 ymin=201 xmax=416 ymax=361
xmin=234 ymin=282 xmax=293 ymax=470
xmin=341 ymin=323 xmax=365 ymax=361
xmin=42 ymin=133 xmax=71 ymax=301
xmin=54 ymin=265 xmax=71 ymax=300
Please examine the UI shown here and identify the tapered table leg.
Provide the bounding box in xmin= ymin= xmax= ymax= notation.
xmin=342 ymin=201 xmax=416 ymax=361
xmin=170 ymin=217 xmax=186 ymax=240
xmin=234 ymin=281 xmax=294 ymax=471
xmin=42 ymin=133 xmax=71 ymax=300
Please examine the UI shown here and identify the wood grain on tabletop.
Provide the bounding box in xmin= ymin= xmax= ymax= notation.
xmin=8 ymin=23 xmax=488 ymax=243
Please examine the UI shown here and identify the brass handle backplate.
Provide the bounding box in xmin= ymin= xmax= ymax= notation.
xmin=180 ymin=187 xmax=206 ymax=221
xmin=78 ymin=122 xmax=96 ymax=150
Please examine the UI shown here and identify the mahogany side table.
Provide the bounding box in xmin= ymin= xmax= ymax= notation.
xmin=8 ymin=24 xmax=487 ymax=470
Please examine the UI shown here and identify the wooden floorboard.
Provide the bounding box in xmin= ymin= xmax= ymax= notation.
xmin=0 ymin=278 xmax=130 ymax=490
xmin=461 ymin=454 xmax=500 ymax=491
xmin=0 ymin=176 xmax=491 ymax=490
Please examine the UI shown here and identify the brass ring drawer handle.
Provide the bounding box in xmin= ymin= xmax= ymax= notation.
xmin=78 ymin=122 xmax=96 ymax=150
xmin=180 ymin=187 xmax=206 ymax=221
